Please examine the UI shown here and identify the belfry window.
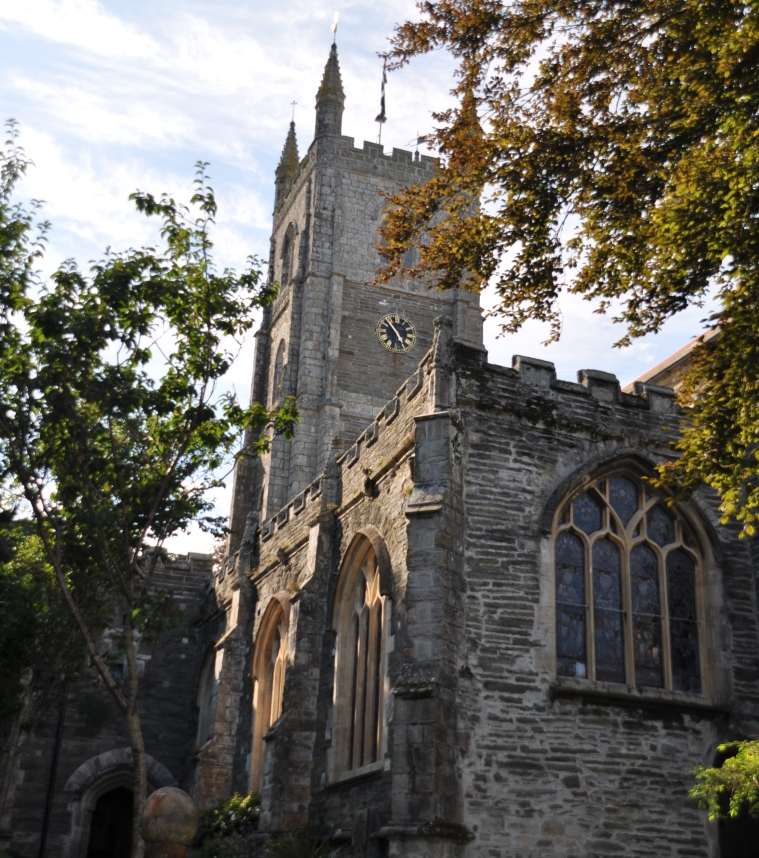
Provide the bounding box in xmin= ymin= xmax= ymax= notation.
xmin=250 ymin=599 xmax=289 ymax=791
xmin=555 ymin=473 xmax=702 ymax=693
xmin=332 ymin=538 xmax=390 ymax=779
xmin=272 ymin=340 xmax=286 ymax=405
xmin=280 ymin=226 xmax=296 ymax=285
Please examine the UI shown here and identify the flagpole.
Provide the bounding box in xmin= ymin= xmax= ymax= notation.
xmin=375 ymin=57 xmax=387 ymax=146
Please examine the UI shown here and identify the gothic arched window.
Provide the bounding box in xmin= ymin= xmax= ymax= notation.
xmin=331 ymin=537 xmax=390 ymax=780
xmin=555 ymin=473 xmax=702 ymax=693
xmin=271 ymin=340 xmax=286 ymax=405
xmin=280 ymin=225 xmax=296 ymax=285
xmin=250 ymin=598 xmax=289 ymax=791
xmin=196 ymin=648 xmax=220 ymax=749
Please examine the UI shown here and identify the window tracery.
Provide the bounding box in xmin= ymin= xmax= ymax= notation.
xmin=250 ymin=598 xmax=289 ymax=791
xmin=555 ymin=473 xmax=702 ymax=693
xmin=331 ymin=538 xmax=389 ymax=780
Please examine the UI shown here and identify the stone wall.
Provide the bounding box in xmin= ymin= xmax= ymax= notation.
xmin=453 ymin=351 xmax=756 ymax=857
xmin=6 ymin=553 xmax=212 ymax=858
xmin=226 ymin=322 xmax=758 ymax=857
xmin=242 ymin=123 xmax=482 ymax=526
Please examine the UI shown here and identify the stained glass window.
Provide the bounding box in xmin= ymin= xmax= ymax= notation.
xmin=630 ymin=544 xmax=663 ymax=687
xmin=593 ymin=539 xmax=624 ymax=683
xmin=609 ymin=476 xmax=638 ymax=526
xmin=647 ymin=506 xmax=675 ymax=546
xmin=555 ymin=532 xmax=586 ymax=678
xmin=555 ymin=473 xmax=703 ymax=695
xmin=667 ymin=551 xmax=701 ymax=693
xmin=574 ymin=492 xmax=602 ymax=534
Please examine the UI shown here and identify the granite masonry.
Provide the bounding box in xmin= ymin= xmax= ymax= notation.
xmin=5 ymin=42 xmax=758 ymax=858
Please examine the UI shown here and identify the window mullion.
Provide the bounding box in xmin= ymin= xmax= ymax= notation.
xmin=586 ymin=535 xmax=596 ymax=681
xmin=363 ymin=602 xmax=377 ymax=766
xmin=622 ymin=537 xmax=635 ymax=687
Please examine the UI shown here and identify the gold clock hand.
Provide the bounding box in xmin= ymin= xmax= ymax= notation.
xmin=387 ymin=320 xmax=403 ymax=340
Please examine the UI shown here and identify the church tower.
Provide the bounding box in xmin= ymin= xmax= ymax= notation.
xmin=227 ymin=43 xmax=483 ymax=550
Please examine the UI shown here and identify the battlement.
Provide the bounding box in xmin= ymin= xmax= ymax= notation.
xmin=507 ymin=355 xmax=678 ymax=413
xmin=227 ymin=338 xmax=679 ymax=585
xmin=253 ymin=348 xmax=434 ymax=563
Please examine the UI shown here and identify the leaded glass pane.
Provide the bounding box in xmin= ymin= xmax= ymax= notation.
xmin=631 ymin=544 xmax=663 ymax=687
xmin=647 ymin=506 xmax=675 ymax=546
xmin=555 ymin=532 xmax=586 ymax=678
xmin=592 ymin=538 xmax=624 ymax=683
xmin=573 ymin=493 xmax=602 ymax=534
xmin=667 ymin=550 xmax=701 ymax=693
xmin=609 ymin=476 xmax=638 ymax=526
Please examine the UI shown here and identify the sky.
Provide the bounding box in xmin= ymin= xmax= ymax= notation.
xmin=0 ymin=0 xmax=716 ymax=553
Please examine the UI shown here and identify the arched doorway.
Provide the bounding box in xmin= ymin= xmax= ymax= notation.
xmin=85 ymin=787 xmax=132 ymax=858
xmin=64 ymin=749 xmax=176 ymax=858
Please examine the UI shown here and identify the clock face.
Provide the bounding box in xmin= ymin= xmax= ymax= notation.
xmin=376 ymin=313 xmax=416 ymax=354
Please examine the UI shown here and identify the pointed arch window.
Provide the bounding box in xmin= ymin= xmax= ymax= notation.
xmin=555 ymin=473 xmax=703 ymax=693
xmin=331 ymin=537 xmax=390 ymax=780
xmin=196 ymin=647 xmax=220 ymax=749
xmin=271 ymin=340 xmax=286 ymax=405
xmin=280 ymin=225 xmax=297 ymax=285
xmin=250 ymin=598 xmax=289 ymax=791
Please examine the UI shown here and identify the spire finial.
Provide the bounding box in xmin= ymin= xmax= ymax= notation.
xmin=291 ymin=100 xmax=297 ymax=122
xmin=331 ymin=12 xmax=338 ymax=44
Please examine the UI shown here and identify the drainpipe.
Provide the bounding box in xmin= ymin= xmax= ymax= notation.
xmin=38 ymin=697 xmax=67 ymax=858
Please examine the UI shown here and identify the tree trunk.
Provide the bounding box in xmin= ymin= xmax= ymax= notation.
xmin=124 ymin=622 xmax=147 ymax=858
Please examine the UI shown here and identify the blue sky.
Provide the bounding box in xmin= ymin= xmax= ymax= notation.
xmin=0 ymin=0 xmax=715 ymax=552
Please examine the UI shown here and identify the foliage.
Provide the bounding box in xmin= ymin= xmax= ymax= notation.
xmin=195 ymin=793 xmax=260 ymax=850
xmin=0 ymin=119 xmax=298 ymax=854
xmin=265 ymin=831 xmax=340 ymax=858
xmin=0 ymin=513 xmax=100 ymax=726
xmin=193 ymin=796 xmax=340 ymax=858
xmin=691 ymin=740 xmax=759 ymax=820
xmin=0 ymin=513 xmax=91 ymax=821
xmin=380 ymin=0 xmax=759 ymax=532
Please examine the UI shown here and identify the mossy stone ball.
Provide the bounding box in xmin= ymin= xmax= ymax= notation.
xmin=140 ymin=787 xmax=198 ymax=847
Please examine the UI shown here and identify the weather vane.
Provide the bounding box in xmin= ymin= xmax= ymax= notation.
xmin=332 ymin=11 xmax=339 ymax=43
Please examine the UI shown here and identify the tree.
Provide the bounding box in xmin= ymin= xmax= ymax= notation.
xmin=691 ymin=741 xmax=759 ymax=820
xmin=379 ymin=0 xmax=759 ymax=534
xmin=0 ymin=514 xmax=92 ymax=828
xmin=0 ymin=121 xmax=298 ymax=855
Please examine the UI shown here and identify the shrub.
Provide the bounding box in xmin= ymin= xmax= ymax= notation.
xmin=266 ymin=831 xmax=339 ymax=858
xmin=194 ymin=793 xmax=260 ymax=856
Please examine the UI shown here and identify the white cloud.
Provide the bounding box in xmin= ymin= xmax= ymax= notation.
xmin=1 ymin=0 xmax=712 ymax=552
xmin=0 ymin=0 xmax=158 ymax=59
xmin=11 ymin=75 xmax=196 ymax=147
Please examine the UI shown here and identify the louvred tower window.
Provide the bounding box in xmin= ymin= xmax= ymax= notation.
xmin=555 ymin=474 xmax=702 ymax=693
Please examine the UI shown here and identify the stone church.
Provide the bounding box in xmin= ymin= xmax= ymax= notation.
xmin=4 ymin=43 xmax=759 ymax=858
